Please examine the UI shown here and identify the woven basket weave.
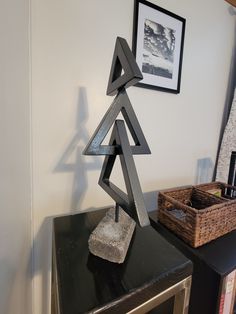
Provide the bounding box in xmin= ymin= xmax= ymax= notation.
xmin=158 ymin=186 xmax=236 ymax=247
xmin=196 ymin=181 xmax=236 ymax=200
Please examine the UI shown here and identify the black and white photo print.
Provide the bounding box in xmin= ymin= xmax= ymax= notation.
xmin=133 ymin=0 xmax=185 ymax=93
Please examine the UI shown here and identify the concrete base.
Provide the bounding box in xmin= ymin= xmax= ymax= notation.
xmin=88 ymin=207 xmax=136 ymax=263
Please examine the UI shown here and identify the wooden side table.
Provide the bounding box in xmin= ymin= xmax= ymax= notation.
xmin=51 ymin=209 xmax=192 ymax=314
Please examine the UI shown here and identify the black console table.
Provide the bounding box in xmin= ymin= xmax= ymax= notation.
xmin=51 ymin=209 xmax=192 ymax=314
xmin=149 ymin=211 xmax=236 ymax=314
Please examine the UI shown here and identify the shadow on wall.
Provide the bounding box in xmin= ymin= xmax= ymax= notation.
xmin=143 ymin=190 xmax=158 ymax=212
xmin=30 ymin=87 xmax=103 ymax=314
xmin=195 ymin=157 xmax=214 ymax=184
xmin=54 ymin=86 xmax=101 ymax=211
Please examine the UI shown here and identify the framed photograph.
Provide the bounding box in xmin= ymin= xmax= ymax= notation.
xmin=132 ymin=0 xmax=186 ymax=93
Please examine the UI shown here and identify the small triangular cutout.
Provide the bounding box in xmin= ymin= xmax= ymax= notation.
xmin=98 ymin=120 xmax=150 ymax=227
xmin=112 ymin=57 xmax=123 ymax=82
xmin=110 ymin=156 xmax=128 ymax=194
xmin=106 ymin=37 xmax=143 ymax=96
xmin=83 ymin=89 xmax=151 ymax=155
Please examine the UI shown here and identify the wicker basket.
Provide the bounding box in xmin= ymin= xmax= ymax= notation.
xmin=158 ymin=186 xmax=236 ymax=248
xmin=196 ymin=181 xmax=236 ymax=200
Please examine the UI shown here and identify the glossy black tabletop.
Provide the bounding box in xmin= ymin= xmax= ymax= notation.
xmin=53 ymin=209 xmax=192 ymax=314
xmin=149 ymin=211 xmax=236 ymax=276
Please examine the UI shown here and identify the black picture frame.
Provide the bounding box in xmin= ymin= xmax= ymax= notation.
xmin=132 ymin=0 xmax=186 ymax=94
xmin=228 ymin=151 xmax=236 ymax=186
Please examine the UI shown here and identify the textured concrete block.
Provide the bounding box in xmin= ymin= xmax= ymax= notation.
xmin=88 ymin=207 xmax=136 ymax=263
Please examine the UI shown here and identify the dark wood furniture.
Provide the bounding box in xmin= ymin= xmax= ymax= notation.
xmin=51 ymin=209 xmax=192 ymax=314
xmin=149 ymin=211 xmax=236 ymax=314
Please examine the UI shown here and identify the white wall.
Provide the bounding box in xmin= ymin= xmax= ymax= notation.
xmin=31 ymin=0 xmax=235 ymax=313
xmin=0 ymin=0 xmax=31 ymax=314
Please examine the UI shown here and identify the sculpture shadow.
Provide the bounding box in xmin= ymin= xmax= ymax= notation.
xmin=54 ymin=87 xmax=101 ymax=211
xmin=30 ymin=87 xmax=103 ymax=314
xmin=143 ymin=190 xmax=158 ymax=212
xmin=195 ymin=157 xmax=214 ymax=184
